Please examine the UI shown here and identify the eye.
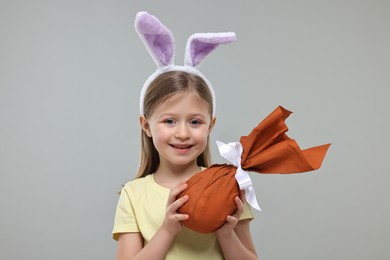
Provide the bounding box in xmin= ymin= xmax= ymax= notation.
xmin=190 ymin=119 xmax=201 ymax=125
xmin=164 ymin=119 xmax=175 ymax=125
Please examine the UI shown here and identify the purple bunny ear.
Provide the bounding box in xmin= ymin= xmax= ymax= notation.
xmin=135 ymin=12 xmax=175 ymax=68
xmin=184 ymin=32 xmax=236 ymax=67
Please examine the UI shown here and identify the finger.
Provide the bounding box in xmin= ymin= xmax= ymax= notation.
xmin=167 ymin=194 xmax=189 ymax=213
xmin=173 ymin=213 xmax=189 ymax=222
xmin=226 ymin=215 xmax=238 ymax=227
xmin=232 ymin=196 xmax=244 ymax=218
xmin=167 ymin=182 xmax=187 ymax=205
xmin=171 ymin=182 xmax=187 ymax=198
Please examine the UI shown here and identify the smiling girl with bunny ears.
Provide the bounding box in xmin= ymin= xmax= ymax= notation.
xmin=112 ymin=12 xmax=258 ymax=260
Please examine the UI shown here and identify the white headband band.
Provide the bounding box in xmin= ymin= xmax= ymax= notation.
xmin=135 ymin=11 xmax=236 ymax=116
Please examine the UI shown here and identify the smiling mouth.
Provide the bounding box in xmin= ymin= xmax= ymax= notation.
xmin=170 ymin=144 xmax=193 ymax=149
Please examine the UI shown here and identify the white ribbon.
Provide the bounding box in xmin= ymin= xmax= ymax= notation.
xmin=216 ymin=141 xmax=261 ymax=211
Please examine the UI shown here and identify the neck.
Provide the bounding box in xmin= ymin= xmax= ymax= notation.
xmin=154 ymin=163 xmax=200 ymax=189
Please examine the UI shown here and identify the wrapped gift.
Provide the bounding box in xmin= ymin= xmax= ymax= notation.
xmin=178 ymin=106 xmax=331 ymax=233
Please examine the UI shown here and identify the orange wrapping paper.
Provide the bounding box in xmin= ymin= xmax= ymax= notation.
xmin=178 ymin=106 xmax=330 ymax=233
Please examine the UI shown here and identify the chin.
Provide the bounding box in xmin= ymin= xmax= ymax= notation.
xmin=170 ymin=157 xmax=199 ymax=167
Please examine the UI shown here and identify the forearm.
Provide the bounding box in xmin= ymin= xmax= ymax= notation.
xmin=217 ymin=231 xmax=258 ymax=260
xmin=131 ymin=228 xmax=175 ymax=260
xmin=116 ymin=228 xmax=175 ymax=260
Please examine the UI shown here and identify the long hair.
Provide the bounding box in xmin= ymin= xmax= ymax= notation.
xmin=135 ymin=71 xmax=214 ymax=178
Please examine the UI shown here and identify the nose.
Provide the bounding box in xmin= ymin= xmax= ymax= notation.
xmin=175 ymin=123 xmax=190 ymax=140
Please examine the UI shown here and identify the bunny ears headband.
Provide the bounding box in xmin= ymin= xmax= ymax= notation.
xmin=135 ymin=11 xmax=236 ymax=116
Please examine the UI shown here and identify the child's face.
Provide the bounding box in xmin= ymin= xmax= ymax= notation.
xmin=141 ymin=91 xmax=215 ymax=169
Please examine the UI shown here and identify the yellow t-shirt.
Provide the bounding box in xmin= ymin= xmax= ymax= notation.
xmin=112 ymin=174 xmax=254 ymax=260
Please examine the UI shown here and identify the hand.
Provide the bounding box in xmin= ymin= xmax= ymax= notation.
xmin=216 ymin=190 xmax=246 ymax=237
xmin=161 ymin=182 xmax=189 ymax=236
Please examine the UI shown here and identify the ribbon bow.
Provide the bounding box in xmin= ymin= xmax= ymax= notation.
xmin=216 ymin=141 xmax=261 ymax=211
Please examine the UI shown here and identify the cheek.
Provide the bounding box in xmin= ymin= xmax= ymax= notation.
xmin=151 ymin=126 xmax=170 ymax=140
xmin=194 ymin=129 xmax=210 ymax=143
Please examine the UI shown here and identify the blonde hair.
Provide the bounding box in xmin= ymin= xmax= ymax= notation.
xmin=135 ymin=70 xmax=214 ymax=178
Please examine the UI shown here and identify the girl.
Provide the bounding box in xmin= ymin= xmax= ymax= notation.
xmin=113 ymin=70 xmax=257 ymax=260
xmin=112 ymin=12 xmax=258 ymax=260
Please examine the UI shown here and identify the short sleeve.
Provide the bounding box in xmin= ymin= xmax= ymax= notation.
xmin=239 ymin=202 xmax=254 ymax=221
xmin=112 ymin=186 xmax=140 ymax=240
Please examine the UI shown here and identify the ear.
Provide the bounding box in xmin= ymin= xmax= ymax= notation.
xmin=140 ymin=116 xmax=152 ymax=137
xmin=209 ymin=116 xmax=217 ymax=133
xmin=135 ymin=11 xmax=175 ymax=68
xmin=184 ymin=32 xmax=236 ymax=67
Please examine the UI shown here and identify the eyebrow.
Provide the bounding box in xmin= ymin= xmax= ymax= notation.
xmin=158 ymin=113 xmax=207 ymax=119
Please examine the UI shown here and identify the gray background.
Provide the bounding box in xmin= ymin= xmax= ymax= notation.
xmin=1 ymin=0 xmax=389 ymax=259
